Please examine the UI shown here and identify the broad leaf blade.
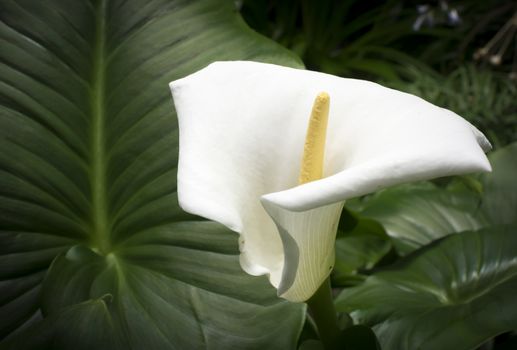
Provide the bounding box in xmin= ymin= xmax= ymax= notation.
xmin=333 ymin=214 xmax=393 ymax=286
xmin=477 ymin=142 xmax=517 ymax=225
xmin=38 ymin=224 xmax=305 ymax=350
xmin=334 ymin=143 xmax=517 ymax=349
xmin=335 ymin=226 xmax=517 ymax=350
xmin=356 ymin=182 xmax=487 ymax=254
xmin=352 ymin=143 xmax=517 ymax=254
xmin=2 ymin=298 xmax=122 ymax=350
xmin=0 ymin=0 xmax=304 ymax=348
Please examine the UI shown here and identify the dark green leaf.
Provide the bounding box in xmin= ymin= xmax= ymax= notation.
xmin=333 ymin=214 xmax=392 ymax=286
xmin=335 ymin=226 xmax=517 ymax=350
xmin=351 ymin=142 xmax=517 ymax=254
xmin=356 ymin=182 xmax=487 ymax=254
xmin=2 ymin=298 xmax=121 ymax=350
xmin=477 ymin=142 xmax=517 ymax=225
xmin=0 ymin=0 xmax=304 ymax=348
xmin=35 ymin=225 xmax=305 ymax=349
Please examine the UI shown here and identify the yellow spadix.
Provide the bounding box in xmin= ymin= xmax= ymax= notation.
xmin=299 ymin=92 xmax=330 ymax=185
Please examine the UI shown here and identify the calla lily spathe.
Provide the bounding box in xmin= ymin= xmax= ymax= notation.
xmin=169 ymin=61 xmax=491 ymax=302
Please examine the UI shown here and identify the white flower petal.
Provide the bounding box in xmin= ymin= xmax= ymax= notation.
xmin=261 ymin=200 xmax=344 ymax=302
xmin=170 ymin=61 xmax=491 ymax=301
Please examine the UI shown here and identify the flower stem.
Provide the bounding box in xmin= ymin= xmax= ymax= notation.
xmin=306 ymin=277 xmax=341 ymax=350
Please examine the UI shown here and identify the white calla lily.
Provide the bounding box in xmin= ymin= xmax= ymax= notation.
xmin=169 ymin=61 xmax=491 ymax=302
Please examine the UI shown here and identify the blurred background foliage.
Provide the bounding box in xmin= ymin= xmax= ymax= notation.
xmin=239 ymin=0 xmax=517 ymax=147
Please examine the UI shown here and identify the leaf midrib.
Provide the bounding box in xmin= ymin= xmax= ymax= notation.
xmin=90 ymin=0 xmax=109 ymax=254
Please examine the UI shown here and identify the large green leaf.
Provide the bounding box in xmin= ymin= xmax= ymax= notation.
xmin=332 ymin=211 xmax=393 ymax=286
xmin=1 ymin=298 xmax=122 ymax=350
xmin=334 ymin=144 xmax=517 ymax=349
xmin=0 ymin=0 xmax=304 ymax=348
xmin=4 ymin=225 xmax=305 ymax=349
xmin=335 ymin=225 xmax=517 ymax=350
xmin=477 ymin=142 xmax=517 ymax=225
xmin=354 ymin=182 xmax=488 ymax=254
xmin=351 ymin=143 xmax=517 ymax=254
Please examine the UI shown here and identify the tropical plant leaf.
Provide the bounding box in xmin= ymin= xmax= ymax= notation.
xmin=2 ymin=298 xmax=122 ymax=350
xmin=334 ymin=143 xmax=517 ymax=349
xmin=477 ymin=142 xmax=517 ymax=225
xmin=6 ymin=225 xmax=303 ymax=350
xmin=335 ymin=225 xmax=517 ymax=350
xmin=332 ymin=212 xmax=393 ymax=286
xmin=350 ymin=143 xmax=517 ymax=254
xmin=353 ymin=182 xmax=488 ymax=254
xmin=0 ymin=0 xmax=305 ymax=348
